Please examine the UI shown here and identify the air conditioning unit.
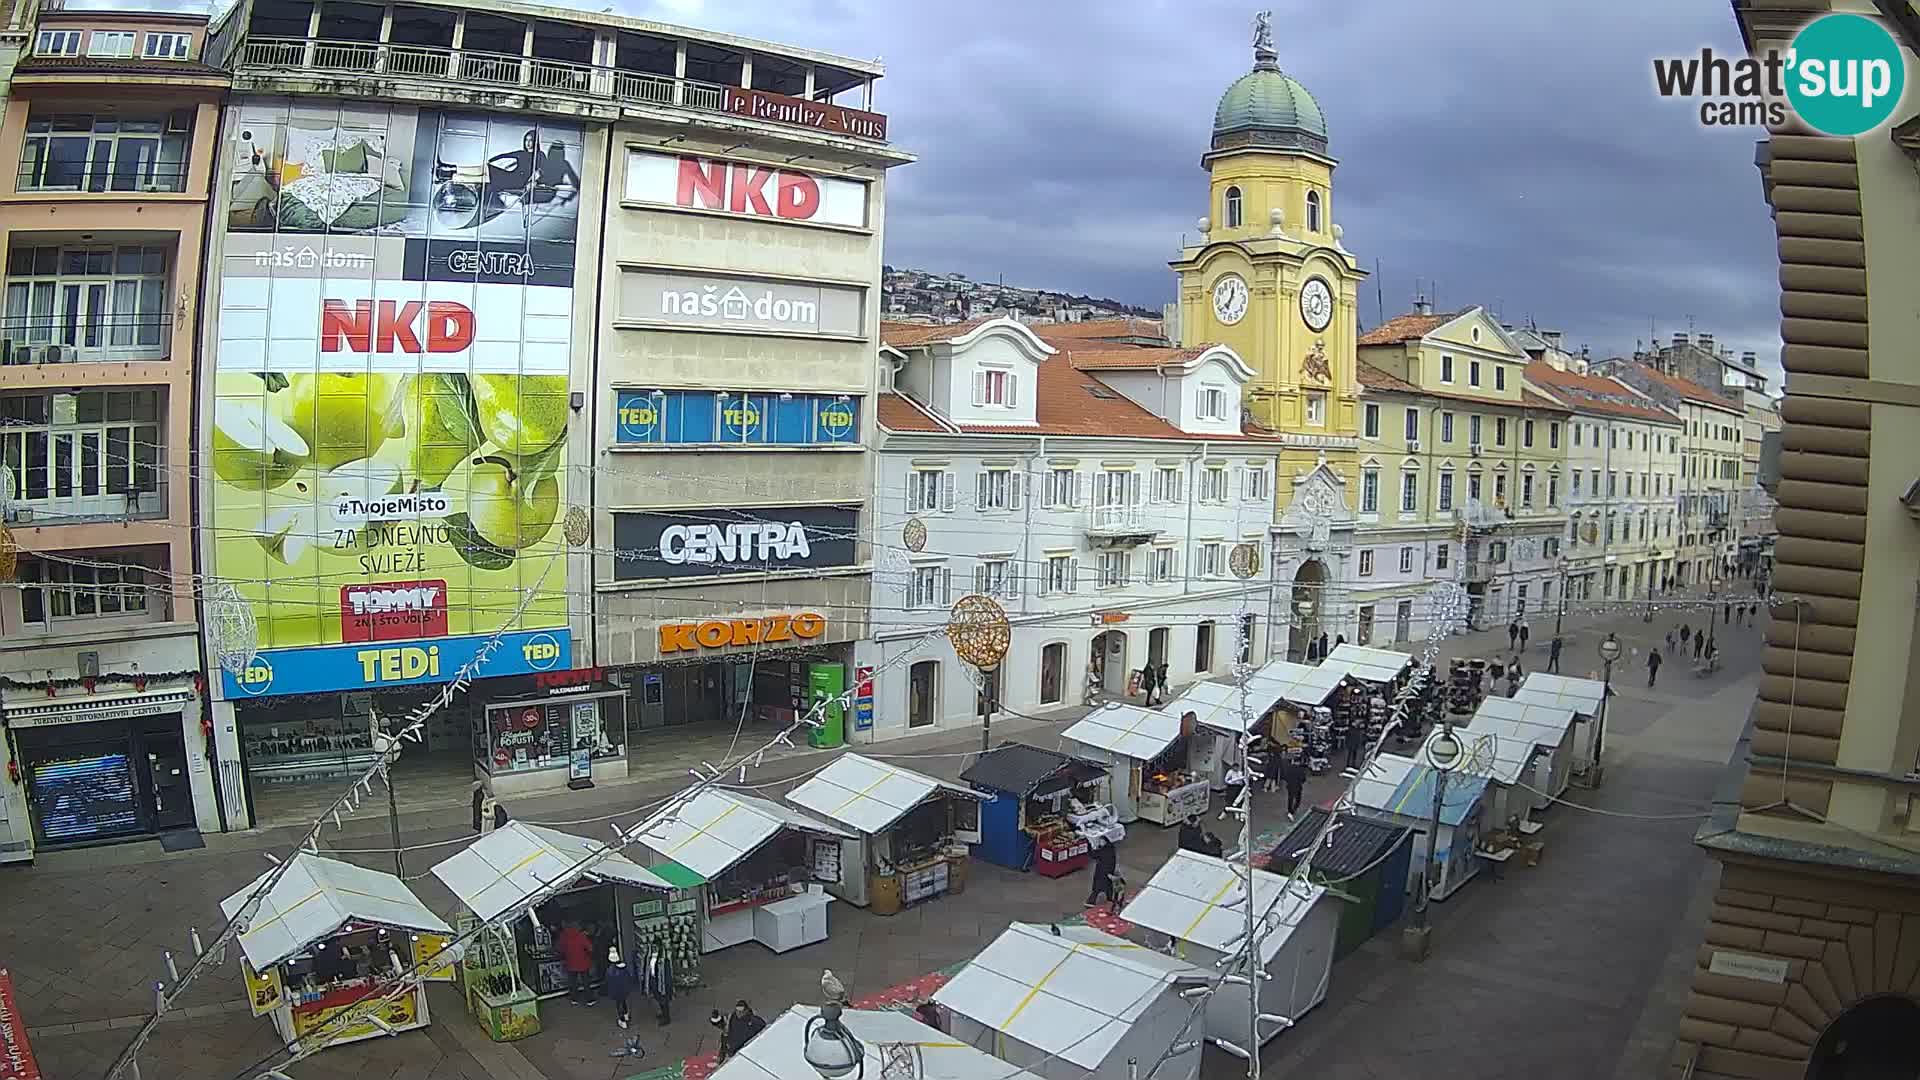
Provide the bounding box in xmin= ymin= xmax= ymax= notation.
xmin=1469 ymin=441 xmax=1483 ymax=457
xmin=1406 ymin=439 xmax=1421 ymax=452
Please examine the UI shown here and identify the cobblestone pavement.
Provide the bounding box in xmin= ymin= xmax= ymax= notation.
xmin=4 ymin=591 xmax=1759 ymax=1080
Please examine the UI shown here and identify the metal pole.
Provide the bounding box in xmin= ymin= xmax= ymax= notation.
xmin=387 ymin=769 xmax=404 ymax=878
xmin=1553 ymin=560 xmax=1566 ymax=640
xmin=979 ymin=666 xmax=997 ymax=753
xmin=1594 ymin=657 xmax=1614 ymax=785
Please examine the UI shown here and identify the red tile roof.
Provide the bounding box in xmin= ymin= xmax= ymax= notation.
xmin=1523 ymin=362 xmax=1680 ymax=424
xmin=879 ymin=319 xmax=995 ymax=348
xmin=1520 ymin=390 xmax=1573 ymax=414
xmin=1356 ymin=311 xmax=1460 ymax=346
xmin=1356 ymin=363 xmax=1417 ymax=393
xmin=875 ymin=392 xmax=951 ymax=433
xmin=1061 ymin=345 xmax=1208 ymax=371
xmin=1625 ymin=364 xmax=1744 ymax=412
xmin=878 ymin=358 xmax=1276 ymax=442
xmin=1028 ymin=317 xmax=1165 ymax=344
xmin=1358 ymin=362 xmax=1569 ymax=413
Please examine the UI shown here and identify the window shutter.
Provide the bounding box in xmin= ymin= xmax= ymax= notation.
xmin=1130 ymin=472 xmax=1142 ymax=506
xmin=906 ymin=473 xmax=920 ymax=513
xmin=1077 ymin=471 xmax=1091 ymax=508
xmin=941 ymin=472 xmax=956 ymax=512
xmin=974 ymin=565 xmax=986 ymax=594
xmin=1068 ymin=558 xmax=1080 ymax=593
xmin=1007 ymin=373 xmax=1019 ymax=408
xmin=972 ymin=370 xmax=987 ymax=407
xmin=976 ymin=470 xmax=989 ymax=510
xmin=1010 ymin=472 xmax=1023 ymax=510
xmin=941 ymin=567 xmax=952 ymax=605
xmin=1007 ymin=560 xmax=1021 ymax=598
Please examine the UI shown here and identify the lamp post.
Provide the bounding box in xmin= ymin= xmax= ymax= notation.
xmin=1402 ymin=723 xmax=1463 ymax=962
xmin=803 ymin=1002 xmax=865 ymax=1080
xmin=1552 ymin=556 xmax=1568 ymax=640
xmin=1592 ymin=633 xmax=1622 ymax=789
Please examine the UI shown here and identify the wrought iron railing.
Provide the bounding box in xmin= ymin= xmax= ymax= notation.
xmin=16 ymin=162 xmax=190 ymax=194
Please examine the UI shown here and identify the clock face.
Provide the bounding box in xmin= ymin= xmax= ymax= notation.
xmin=1211 ymin=274 xmax=1249 ymax=326
xmin=1299 ymin=277 xmax=1334 ymax=333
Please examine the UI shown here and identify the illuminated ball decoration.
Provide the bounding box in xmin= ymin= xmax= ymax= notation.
xmin=563 ymin=506 xmax=590 ymax=547
xmin=947 ymin=594 xmax=1011 ymax=670
xmin=902 ymin=517 xmax=928 ymax=554
xmin=204 ymin=580 xmax=261 ymax=674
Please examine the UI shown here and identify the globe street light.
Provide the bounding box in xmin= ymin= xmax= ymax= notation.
xmin=803 ymin=1002 xmax=865 ymax=1080
xmin=1592 ymin=633 xmax=1623 ymax=788
xmin=1403 ymin=724 xmax=1464 ymax=962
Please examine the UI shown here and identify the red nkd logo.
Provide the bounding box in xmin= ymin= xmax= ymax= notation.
xmin=676 ymin=158 xmax=821 ymax=220
xmin=320 ymin=299 xmax=475 ymax=353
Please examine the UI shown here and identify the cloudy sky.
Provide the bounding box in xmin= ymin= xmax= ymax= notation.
xmin=624 ymin=0 xmax=1780 ymax=373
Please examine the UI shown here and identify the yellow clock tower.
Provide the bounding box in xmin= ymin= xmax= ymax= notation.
xmin=1171 ymin=16 xmax=1367 ymax=485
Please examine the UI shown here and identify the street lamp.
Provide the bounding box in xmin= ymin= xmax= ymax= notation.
xmin=1592 ymin=633 xmax=1623 ymax=789
xmin=1403 ymin=723 xmax=1464 ymax=962
xmin=803 ymin=1002 xmax=865 ymax=1080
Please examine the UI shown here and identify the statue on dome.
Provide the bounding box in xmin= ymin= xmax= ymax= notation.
xmin=1252 ymin=10 xmax=1274 ymax=55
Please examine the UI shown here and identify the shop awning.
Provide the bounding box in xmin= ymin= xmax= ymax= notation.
xmin=1247 ymin=659 xmax=1347 ymax=708
xmin=1059 ymin=704 xmax=1183 ymax=762
xmin=1470 ymin=697 xmax=1578 ymax=746
xmin=1122 ymin=849 xmax=1325 ymax=964
xmin=1354 ymin=754 xmax=1489 ymax=827
xmin=958 ymin=742 xmax=1107 ymax=798
xmin=1323 ymin=643 xmax=1414 ymax=684
xmin=1161 ymin=680 xmax=1290 ymax=735
xmin=1513 ymin=673 xmax=1606 ymax=716
xmin=220 ymin=852 xmax=450 ymax=972
xmin=430 ymin=822 xmax=673 ymax=922
xmin=711 ymin=1005 xmax=1048 ymax=1080
xmin=785 ymin=753 xmax=980 ymax=836
xmin=634 ymin=789 xmax=851 ymax=882
xmin=931 ymin=923 xmax=1205 ymax=1072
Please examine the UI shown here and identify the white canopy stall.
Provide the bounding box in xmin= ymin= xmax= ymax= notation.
xmin=634 ymin=789 xmax=852 ymax=954
xmin=1467 ymin=697 xmax=1580 ymax=807
xmin=222 ymin=852 xmax=451 ymax=1049
xmin=934 ymin=922 xmax=1209 ymax=1080
xmin=1323 ymin=643 xmax=1415 ymax=685
xmin=1060 ymin=703 xmax=1207 ymax=825
xmin=1248 ymin=659 xmax=1347 ymax=709
xmin=1514 ymin=673 xmax=1608 ymax=776
xmin=1163 ymin=680 xmax=1295 ymax=790
xmin=1350 ymin=753 xmax=1491 ymax=902
xmin=1431 ymin=723 xmax=1545 ymax=839
xmin=710 ymin=1006 xmax=1048 ymax=1080
xmin=1121 ymin=849 xmax=1340 ymax=1055
xmin=785 ymin=754 xmax=983 ymax=913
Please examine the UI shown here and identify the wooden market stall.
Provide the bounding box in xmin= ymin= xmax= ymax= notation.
xmin=1121 ymin=849 xmax=1341 ymax=1056
xmin=1268 ymin=808 xmax=1414 ymax=959
xmin=934 ymin=922 xmax=1209 ymax=1080
xmin=1323 ymin=643 xmax=1417 ymax=686
xmin=1467 ymin=696 xmax=1580 ymax=808
xmin=1059 ymin=704 xmax=1208 ymax=825
xmin=429 ymin=821 xmax=677 ymax=1031
xmin=222 ymin=853 xmax=451 ymax=1050
xmin=1428 ymin=722 xmax=1547 ymax=845
xmin=1160 ymin=680 xmax=1289 ymax=790
xmin=1513 ymin=673 xmax=1608 ymax=777
xmin=958 ymin=743 xmax=1112 ymax=875
xmin=1246 ymin=659 xmax=1352 ymax=776
xmin=784 ymin=753 xmax=984 ymax=913
xmin=709 ymin=1005 xmax=1049 ymax=1080
xmin=633 ymin=789 xmax=852 ymax=954
xmin=1350 ymin=753 xmax=1491 ymax=902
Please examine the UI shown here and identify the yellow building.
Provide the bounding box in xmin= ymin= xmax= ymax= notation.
xmin=1168 ymin=20 xmax=1374 ymax=658
xmin=1354 ymin=306 xmax=1572 ymax=631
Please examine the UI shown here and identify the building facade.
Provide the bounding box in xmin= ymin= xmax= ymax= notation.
xmin=0 ymin=5 xmax=227 ymax=858
xmin=1610 ymin=364 xmax=1747 ymax=587
xmin=863 ymin=318 xmax=1276 ymax=739
xmin=1665 ymin=6 xmax=1920 ymax=1077
xmin=1523 ymin=361 xmax=1683 ymax=605
xmin=1355 ymin=305 xmax=1572 ymax=632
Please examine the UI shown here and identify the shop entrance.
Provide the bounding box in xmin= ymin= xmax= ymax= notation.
xmin=1806 ymin=994 xmax=1920 ymax=1079
xmin=1091 ymin=630 xmax=1127 ymax=695
xmin=1288 ymin=559 xmax=1327 ymax=661
xmin=908 ymin=660 xmax=938 ymax=728
xmin=15 ymin=713 xmax=186 ymax=846
xmin=1039 ymin=642 xmax=1066 ymax=705
xmin=1147 ymin=627 xmax=1169 ymax=669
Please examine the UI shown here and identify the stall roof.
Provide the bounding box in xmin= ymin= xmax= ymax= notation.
xmin=1247 ymin=659 xmax=1347 ymax=707
xmin=711 ymin=1005 xmax=1048 ymax=1080
xmin=1353 ymin=754 xmax=1489 ymax=828
xmin=430 ymin=822 xmax=672 ymax=922
xmin=1060 ymin=703 xmax=1183 ymax=761
xmin=1324 ymin=643 xmax=1415 ymax=684
xmin=1432 ymin=725 xmax=1536 ymax=786
xmin=1162 ymin=679 xmax=1289 ymax=734
xmin=1269 ymin=807 xmax=1412 ymax=879
xmin=1122 ymin=849 xmax=1325 ymax=963
xmin=1470 ymin=697 xmax=1578 ymax=744
xmin=634 ymin=789 xmax=851 ymax=881
xmin=1514 ymin=673 xmax=1606 ymax=715
xmin=932 ymin=922 xmax=1206 ymax=1071
xmin=220 ymin=853 xmax=450 ymax=972
xmin=959 ymin=742 xmax=1106 ymax=797
xmin=785 ymin=754 xmax=979 ymax=836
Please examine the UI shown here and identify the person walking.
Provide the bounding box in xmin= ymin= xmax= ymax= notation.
xmin=717 ymin=1001 xmax=766 ymax=1063
xmin=1507 ymin=620 xmax=1520 ymax=650
xmin=1694 ymin=632 xmax=1705 ymax=662
xmin=1345 ymin=721 xmax=1367 ymax=770
xmin=1647 ymin=647 xmax=1663 ymax=687
xmin=1680 ymin=624 xmax=1692 ymax=649
xmin=1518 ymin=623 xmax=1531 ymax=652
xmin=1085 ymin=837 xmax=1120 ymax=908
xmin=1156 ymin=662 xmax=1169 ymax=702
xmin=1724 ymin=601 xmax=1733 ymax=625
xmin=1280 ymin=757 xmax=1308 ymax=822
xmin=1547 ymin=635 xmax=1563 ymax=674
xmin=1137 ymin=664 xmax=1157 ymax=707
xmin=1664 ymin=630 xmax=1675 ymax=657
xmin=556 ymin=921 xmax=596 ymax=1006
xmin=605 ymin=947 xmax=635 ymax=1029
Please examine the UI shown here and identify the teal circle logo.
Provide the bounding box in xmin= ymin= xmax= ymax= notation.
xmin=237 ymin=655 xmax=275 ymax=696
xmin=1786 ymin=14 xmax=1905 ymax=136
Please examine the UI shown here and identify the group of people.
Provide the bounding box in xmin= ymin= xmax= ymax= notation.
xmin=1304 ymin=632 xmax=1346 ymax=663
xmin=551 ymin=922 xmax=679 ymax=1030
xmin=1135 ymin=660 xmax=1172 ymax=706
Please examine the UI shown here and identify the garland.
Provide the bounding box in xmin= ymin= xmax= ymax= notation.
xmin=0 ymin=670 xmax=205 ymax=699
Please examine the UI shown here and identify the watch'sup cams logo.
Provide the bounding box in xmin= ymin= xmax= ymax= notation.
xmin=1652 ymin=13 xmax=1905 ymax=136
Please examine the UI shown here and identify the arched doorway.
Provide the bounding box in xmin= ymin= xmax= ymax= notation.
xmin=1288 ymin=559 xmax=1327 ymax=662
xmin=1090 ymin=630 xmax=1128 ymax=697
xmin=1807 ymin=995 xmax=1920 ymax=1079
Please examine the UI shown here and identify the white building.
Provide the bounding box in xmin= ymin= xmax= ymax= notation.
xmin=859 ymin=318 xmax=1278 ymax=740
xmin=1525 ymin=363 xmax=1684 ymax=604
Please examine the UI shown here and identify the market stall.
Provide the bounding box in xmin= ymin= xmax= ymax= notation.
xmin=1349 ymin=753 xmax=1490 ymax=902
xmin=1059 ymin=704 xmax=1207 ymax=825
xmin=633 ymin=789 xmax=852 ymax=954
xmin=1323 ymin=643 xmax=1415 ymax=686
xmin=1427 ymin=723 xmax=1543 ymax=844
xmin=958 ymin=742 xmax=1114 ymax=875
xmin=1269 ymin=808 xmax=1413 ymax=959
xmin=784 ymin=753 xmax=984 ymax=913
xmin=1513 ymin=673 xmax=1608 ymax=775
xmin=1160 ymin=681 xmax=1293 ymax=790
xmin=1121 ymin=849 xmax=1339 ymax=1055
xmin=934 ymin=922 xmax=1208 ymax=1080
xmin=221 ymin=853 xmax=451 ymax=1049
xmin=430 ymin=821 xmax=675 ymax=1017
xmin=711 ymin=1005 xmax=1048 ymax=1080
xmin=1468 ymin=697 xmax=1580 ymax=807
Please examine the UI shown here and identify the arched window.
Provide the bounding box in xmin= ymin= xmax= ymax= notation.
xmin=1306 ymin=190 xmax=1322 ymax=233
xmin=1223 ymin=186 xmax=1243 ymax=229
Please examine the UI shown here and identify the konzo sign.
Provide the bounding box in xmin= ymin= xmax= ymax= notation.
xmin=611 ymin=505 xmax=858 ymax=581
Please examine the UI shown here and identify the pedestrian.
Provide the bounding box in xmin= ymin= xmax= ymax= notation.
xmin=913 ymin=1000 xmax=945 ymax=1033
xmin=1694 ymin=633 xmax=1704 ymax=662
xmin=1681 ymin=624 xmax=1692 ymax=646
xmin=1259 ymin=741 xmax=1283 ymax=793
xmin=1508 ymin=620 xmax=1520 ymax=650
xmin=1086 ymin=837 xmax=1119 ymax=908
xmin=1506 ymin=663 xmax=1521 ymax=698
xmin=1746 ymin=603 xmax=1757 ymax=627
xmin=1137 ymin=664 xmax=1157 ymax=706
xmin=1664 ymin=630 xmax=1675 ymax=657
xmin=1334 ymin=634 xmax=1346 ymax=652
xmin=1647 ymin=647 xmax=1663 ymax=687
xmin=1317 ymin=632 xmax=1330 ymax=661
xmin=1345 ymin=721 xmax=1367 ymax=770
xmin=1724 ymin=602 xmax=1732 ymax=625
xmin=717 ymin=1001 xmax=766 ymax=1062
xmin=1548 ymin=635 xmax=1563 ymax=674
xmin=1281 ymin=757 xmax=1307 ymax=821
xmin=1156 ymin=662 xmax=1169 ymax=701
xmin=605 ymin=947 xmax=634 ymax=1029
xmin=555 ymin=921 xmax=596 ymax=1005
xmin=1519 ymin=623 xmax=1530 ymax=651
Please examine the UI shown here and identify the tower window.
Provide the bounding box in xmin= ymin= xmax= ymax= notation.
xmin=1306 ymin=190 xmax=1322 ymax=233
xmin=1224 ymin=186 xmax=1243 ymax=229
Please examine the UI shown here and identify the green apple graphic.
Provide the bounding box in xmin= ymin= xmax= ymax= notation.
xmin=276 ymin=373 xmax=406 ymax=472
xmin=395 ymin=374 xmax=484 ymax=488
xmin=211 ymin=398 xmax=310 ymax=490
xmin=444 ymin=443 xmax=561 ymax=553
xmin=470 ymin=374 xmax=568 ymax=457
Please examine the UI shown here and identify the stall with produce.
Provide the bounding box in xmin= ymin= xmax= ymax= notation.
xmin=633 ymin=789 xmax=852 ymax=954
xmin=1059 ymin=704 xmax=1207 ymax=826
xmin=784 ymin=753 xmax=983 ymax=913
xmin=1349 ymin=753 xmax=1490 ymax=902
xmin=222 ymin=852 xmax=451 ymax=1050
xmin=430 ymin=821 xmax=674 ymax=1010
xmin=451 ymin=912 xmax=539 ymax=1042
xmin=959 ymin=742 xmax=1114 ymax=875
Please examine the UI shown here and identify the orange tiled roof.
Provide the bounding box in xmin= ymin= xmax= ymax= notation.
xmin=1627 ymin=364 xmax=1743 ymax=411
xmin=1520 ymin=390 xmax=1573 ymax=414
xmin=1524 ymin=362 xmax=1680 ymax=424
xmin=1356 ymin=363 xmax=1417 ymax=393
xmin=881 ymin=358 xmax=1275 ymax=442
xmin=1028 ymin=317 xmax=1164 ymax=344
xmin=1359 ymin=362 xmax=1569 ymax=414
xmin=1357 ymin=311 xmax=1460 ymax=346
xmin=879 ymin=318 xmax=995 ymax=348
xmin=1062 ymin=345 xmax=1207 ymax=371
xmin=875 ymin=392 xmax=951 ymax=433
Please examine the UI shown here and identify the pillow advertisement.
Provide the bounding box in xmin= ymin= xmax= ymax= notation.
xmin=210 ymin=101 xmax=583 ymax=698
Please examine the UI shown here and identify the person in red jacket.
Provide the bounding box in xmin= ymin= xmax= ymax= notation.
xmin=555 ymin=921 xmax=596 ymax=1005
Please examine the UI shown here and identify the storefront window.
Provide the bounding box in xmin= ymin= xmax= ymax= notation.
xmin=481 ymin=696 xmax=624 ymax=775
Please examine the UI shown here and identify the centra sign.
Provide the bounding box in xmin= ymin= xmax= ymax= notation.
xmin=658 ymin=612 xmax=827 ymax=654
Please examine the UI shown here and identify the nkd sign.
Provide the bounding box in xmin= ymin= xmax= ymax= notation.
xmin=625 ymin=151 xmax=868 ymax=229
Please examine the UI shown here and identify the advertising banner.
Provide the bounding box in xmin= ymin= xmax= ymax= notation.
xmin=618 ymin=269 xmax=864 ymax=337
xmin=613 ymin=389 xmax=858 ymax=447
xmin=623 ymin=150 xmax=868 ymax=228
xmin=0 ymin=968 xmax=41 ymax=1080
xmin=241 ymin=959 xmax=284 ymax=1016
xmin=212 ymin=101 xmax=583 ymax=697
xmin=610 ymin=505 xmax=858 ymax=581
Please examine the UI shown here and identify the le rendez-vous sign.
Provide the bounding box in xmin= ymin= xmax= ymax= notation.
xmin=721 ymin=86 xmax=888 ymax=142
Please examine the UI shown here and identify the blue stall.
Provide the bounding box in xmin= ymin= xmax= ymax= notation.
xmin=959 ymin=743 xmax=1110 ymax=874
xmin=1269 ymin=808 xmax=1414 ymax=959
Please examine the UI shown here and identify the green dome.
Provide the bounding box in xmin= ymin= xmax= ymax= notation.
xmin=1210 ymin=47 xmax=1328 ymax=156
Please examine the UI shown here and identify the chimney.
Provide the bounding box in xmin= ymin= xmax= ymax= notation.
xmin=1699 ymin=332 xmax=1714 ymax=351
xmin=1672 ymin=332 xmax=1688 ymax=348
xmin=1543 ymin=329 xmax=1563 ymax=348
xmin=1412 ymin=295 xmax=1433 ymax=316
xmin=1741 ymin=350 xmax=1757 ymax=365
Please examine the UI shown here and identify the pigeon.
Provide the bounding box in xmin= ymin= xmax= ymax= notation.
xmin=821 ymin=969 xmax=848 ymax=1004
xmin=1049 ymin=923 xmax=1062 ymax=937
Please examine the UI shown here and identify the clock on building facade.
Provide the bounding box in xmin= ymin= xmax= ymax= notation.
xmin=1212 ymin=273 xmax=1249 ymax=326
xmin=1299 ymin=276 xmax=1334 ymax=333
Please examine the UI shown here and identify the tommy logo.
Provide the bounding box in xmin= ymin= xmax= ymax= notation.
xmin=340 ymin=580 xmax=449 ymax=643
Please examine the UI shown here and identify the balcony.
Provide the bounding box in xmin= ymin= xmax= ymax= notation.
xmin=1084 ymin=505 xmax=1162 ymax=546
xmin=16 ymin=111 xmax=196 ymax=196
xmin=4 ymin=241 xmax=176 ymax=365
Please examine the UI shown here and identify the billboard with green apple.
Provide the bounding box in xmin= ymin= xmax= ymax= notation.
xmin=210 ymin=101 xmax=583 ymax=698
